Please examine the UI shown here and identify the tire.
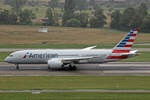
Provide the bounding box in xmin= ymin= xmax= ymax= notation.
xmin=69 ymin=65 xmax=77 ymax=70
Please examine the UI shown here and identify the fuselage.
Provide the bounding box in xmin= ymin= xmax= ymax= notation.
xmin=5 ymin=49 xmax=115 ymax=64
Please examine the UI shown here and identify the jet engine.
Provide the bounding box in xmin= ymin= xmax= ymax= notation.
xmin=48 ymin=59 xmax=63 ymax=69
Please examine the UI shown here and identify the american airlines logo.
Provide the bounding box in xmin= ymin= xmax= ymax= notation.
xmin=23 ymin=52 xmax=57 ymax=59
xmin=23 ymin=52 xmax=30 ymax=58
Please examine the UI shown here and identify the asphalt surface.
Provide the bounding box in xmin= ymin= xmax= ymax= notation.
xmin=0 ymin=62 xmax=150 ymax=76
xmin=0 ymin=48 xmax=150 ymax=52
xmin=0 ymin=89 xmax=150 ymax=93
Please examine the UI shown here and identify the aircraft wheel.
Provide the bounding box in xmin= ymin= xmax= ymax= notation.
xmin=69 ymin=65 xmax=77 ymax=71
xmin=48 ymin=66 xmax=51 ymax=70
xmin=16 ymin=64 xmax=19 ymax=70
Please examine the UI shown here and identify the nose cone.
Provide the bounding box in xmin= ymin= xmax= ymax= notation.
xmin=4 ymin=57 xmax=9 ymax=62
xmin=4 ymin=57 xmax=12 ymax=63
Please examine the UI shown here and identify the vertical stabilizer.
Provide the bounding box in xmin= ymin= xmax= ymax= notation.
xmin=112 ymin=28 xmax=139 ymax=53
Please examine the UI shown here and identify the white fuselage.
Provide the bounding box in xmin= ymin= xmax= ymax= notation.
xmin=5 ymin=49 xmax=114 ymax=64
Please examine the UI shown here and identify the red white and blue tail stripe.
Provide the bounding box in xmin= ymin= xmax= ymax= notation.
xmin=107 ymin=28 xmax=139 ymax=60
xmin=112 ymin=28 xmax=139 ymax=53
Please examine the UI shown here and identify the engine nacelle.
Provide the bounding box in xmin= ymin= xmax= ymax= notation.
xmin=48 ymin=58 xmax=63 ymax=69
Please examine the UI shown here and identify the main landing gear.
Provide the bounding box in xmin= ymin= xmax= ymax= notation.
xmin=69 ymin=64 xmax=77 ymax=70
xmin=48 ymin=64 xmax=77 ymax=71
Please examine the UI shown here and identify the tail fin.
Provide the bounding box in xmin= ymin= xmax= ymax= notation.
xmin=112 ymin=28 xmax=139 ymax=53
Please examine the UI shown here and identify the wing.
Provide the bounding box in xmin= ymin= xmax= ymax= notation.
xmin=82 ymin=46 xmax=96 ymax=50
xmin=61 ymin=57 xmax=94 ymax=63
xmin=61 ymin=55 xmax=107 ymax=64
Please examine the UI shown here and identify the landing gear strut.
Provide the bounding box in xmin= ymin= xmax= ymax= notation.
xmin=15 ymin=64 xmax=19 ymax=70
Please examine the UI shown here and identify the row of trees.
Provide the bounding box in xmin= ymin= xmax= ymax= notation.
xmin=48 ymin=0 xmax=96 ymax=10
xmin=46 ymin=0 xmax=150 ymax=32
xmin=1 ymin=0 xmax=35 ymax=25
xmin=46 ymin=0 xmax=106 ymax=28
xmin=110 ymin=3 xmax=150 ymax=32
xmin=46 ymin=1 xmax=150 ymax=32
xmin=1 ymin=0 xmax=150 ymax=33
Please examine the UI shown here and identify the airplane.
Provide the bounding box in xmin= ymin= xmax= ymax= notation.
xmin=4 ymin=28 xmax=139 ymax=70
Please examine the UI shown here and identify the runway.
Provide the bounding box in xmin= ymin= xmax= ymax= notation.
xmin=0 ymin=62 xmax=150 ymax=76
xmin=1 ymin=89 xmax=150 ymax=93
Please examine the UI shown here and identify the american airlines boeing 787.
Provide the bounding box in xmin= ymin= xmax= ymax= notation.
xmin=5 ymin=28 xmax=139 ymax=70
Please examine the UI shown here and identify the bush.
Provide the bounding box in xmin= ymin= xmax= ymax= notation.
xmin=141 ymin=15 xmax=150 ymax=33
xmin=89 ymin=8 xmax=106 ymax=28
xmin=110 ymin=10 xmax=121 ymax=30
xmin=0 ymin=9 xmax=17 ymax=25
xmin=45 ymin=8 xmax=58 ymax=26
xmin=19 ymin=9 xmax=35 ymax=25
xmin=65 ymin=18 xmax=81 ymax=27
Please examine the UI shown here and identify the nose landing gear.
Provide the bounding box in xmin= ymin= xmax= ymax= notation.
xmin=15 ymin=64 xmax=20 ymax=70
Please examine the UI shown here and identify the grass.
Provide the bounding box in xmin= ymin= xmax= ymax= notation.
xmin=0 ymin=92 xmax=150 ymax=100
xmin=1 ymin=76 xmax=150 ymax=90
xmin=0 ymin=44 xmax=149 ymax=49
xmin=0 ymin=52 xmax=150 ymax=62
xmin=0 ymin=25 xmax=150 ymax=45
xmin=0 ymin=52 xmax=11 ymax=62
xmin=122 ymin=52 xmax=150 ymax=62
xmin=0 ymin=44 xmax=114 ymax=49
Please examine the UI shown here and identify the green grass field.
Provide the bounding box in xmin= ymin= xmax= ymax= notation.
xmin=0 ymin=51 xmax=150 ymax=62
xmin=0 ymin=44 xmax=149 ymax=49
xmin=0 ymin=52 xmax=11 ymax=62
xmin=0 ymin=92 xmax=150 ymax=100
xmin=121 ymin=52 xmax=150 ymax=62
xmin=0 ymin=44 xmax=114 ymax=49
xmin=0 ymin=76 xmax=150 ymax=90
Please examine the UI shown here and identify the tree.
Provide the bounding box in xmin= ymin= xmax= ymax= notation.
xmin=88 ymin=0 xmax=98 ymax=10
xmin=48 ymin=0 xmax=59 ymax=9
xmin=72 ymin=11 xmax=89 ymax=27
xmin=0 ymin=9 xmax=17 ymax=25
xmin=4 ymin=0 xmax=10 ymax=5
xmin=45 ymin=8 xmax=58 ymax=26
xmin=118 ymin=3 xmax=148 ymax=31
xmin=8 ymin=11 xmax=18 ymax=24
xmin=90 ymin=8 xmax=106 ymax=28
xmin=110 ymin=10 xmax=121 ymax=29
xmin=74 ymin=0 xmax=88 ymax=11
xmin=137 ymin=3 xmax=148 ymax=18
xmin=6 ymin=0 xmax=26 ymax=14
xmin=65 ymin=18 xmax=81 ymax=27
xmin=89 ymin=0 xmax=96 ymax=7
xmin=27 ymin=0 xmax=40 ymax=6
xmin=132 ymin=3 xmax=148 ymax=28
xmin=62 ymin=0 xmax=76 ymax=25
xmin=79 ymin=12 xmax=89 ymax=27
xmin=19 ymin=9 xmax=35 ymax=24
xmin=141 ymin=15 xmax=150 ymax=33
xmin=119 ymin=7 xmax=136 ymax=31
xmin=0 ymin=9 xmax=9 ymax=24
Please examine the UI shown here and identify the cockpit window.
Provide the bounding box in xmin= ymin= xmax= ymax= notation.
xmin=9 ymin=55 xmax=13 ymax=57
